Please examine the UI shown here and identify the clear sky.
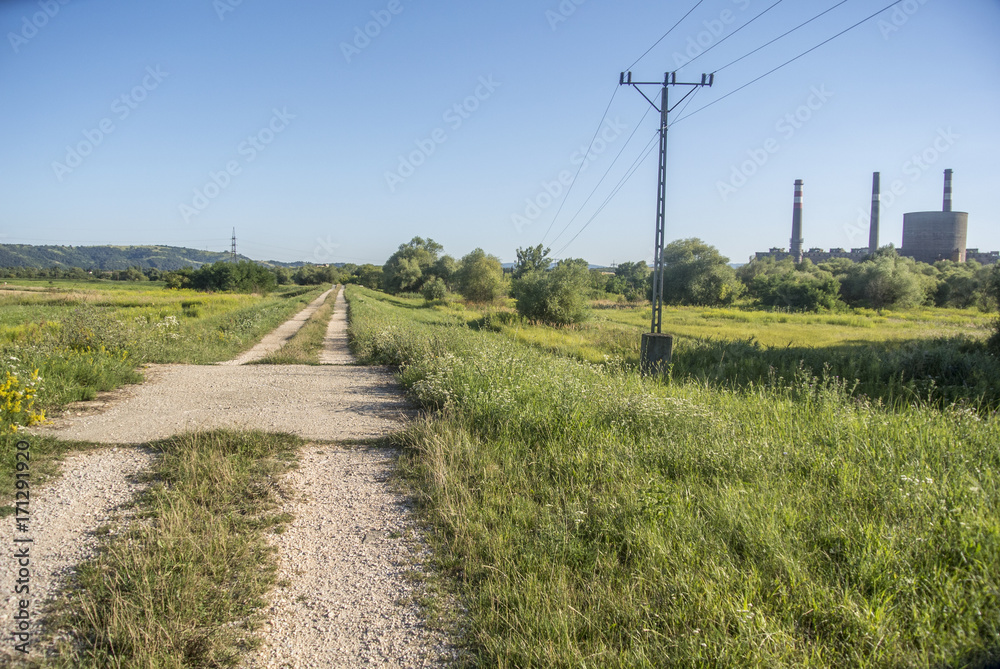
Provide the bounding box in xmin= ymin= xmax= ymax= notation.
xmin=1 ymin=0 xmax=998 ymax=266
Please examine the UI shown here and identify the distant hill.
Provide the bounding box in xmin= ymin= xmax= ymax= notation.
xmin=0 ymin=244 xmax=306 ymax=271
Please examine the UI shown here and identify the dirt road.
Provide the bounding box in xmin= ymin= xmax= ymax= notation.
xmin=18 ymin=286 xmax=450 ymax=667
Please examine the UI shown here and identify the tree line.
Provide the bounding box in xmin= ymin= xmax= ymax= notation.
xmin=369 ymin=236 xmax=1000 ymax=317
xmin=7 ymin=237 xmax=997 ymax=330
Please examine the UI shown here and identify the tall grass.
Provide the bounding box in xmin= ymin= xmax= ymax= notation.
xmin=347 ymin=285 xmax=1000 ymax=668
xmin=468 ymin=301 xmax=1000 ymax=412
xmin=41 ymin=430 xmax=301 ymax=668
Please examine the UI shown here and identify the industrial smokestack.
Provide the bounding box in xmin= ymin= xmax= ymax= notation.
xmin=868 ymin=172 xmax=880 ymax=255
xmin=943 ymin=169 xmax=953 ymax=212
xmin=790 ymin=179 xmax=804 ymax=263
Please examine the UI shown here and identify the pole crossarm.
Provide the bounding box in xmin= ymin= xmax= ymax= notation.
xmin=618 ymin=71 xmax=714 ymax=335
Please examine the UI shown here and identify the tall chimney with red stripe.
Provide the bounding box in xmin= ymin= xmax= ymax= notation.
xmin=790 ymin=179 xmax=804 ymax=263
xmin=868 ymin=172 xmax=881 ymax=255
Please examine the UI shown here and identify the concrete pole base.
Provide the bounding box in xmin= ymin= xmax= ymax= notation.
xmin=640 ymin=332 xmax=673 ymax=375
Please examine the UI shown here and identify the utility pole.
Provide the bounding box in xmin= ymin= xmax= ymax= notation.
xmin=231 ymin=228 xmax=237 ymax=263
xmin=619 ymin=71 xmax=714 ymax=372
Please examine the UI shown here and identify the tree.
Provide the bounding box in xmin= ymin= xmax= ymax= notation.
xmin=512 ymin=258 xmax=591 ymax=325
xmin=274 ymin=267 xmax=292 ymax=285
xmin=421 ymin=277 xmax=448 ymax=303
xmin=739 ymin=257 xmax=842 ymax=311
xmin=660 ymin=238 xmax=744 ymax=306
xmin=607 ymin=261 xmax=650 ymax=301
xmin=163 ymin=268 xmax=193 ymax=290
xmin=840 ymin=251 xmax=924 ymax=310
xmin=514 ymin=244 xmax=551 ymax=278
xmin=381 ymin=237 xmax=443 ymax=294
xmin=454 ymin=248 xmax=505 ymax=303
xmin=431 ymin=255 xmax=458 ymax=287
xmin=354 ymin=264 xmax=383 ymax=289
xmin=187 ymin=261 xmax=275 ymax=294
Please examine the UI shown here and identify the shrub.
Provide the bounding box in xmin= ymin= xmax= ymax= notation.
xmin=455 ymin=248 xmax=505 ymax=303
xmin=988 ymin=265 xmax=1000 ymax=352
xmin=188 ymin=261 xmax=277 ymax=294
xmin=661 ymin=238 xmax=744 ymax=306
xmin=751 ymin=270 xmax=842 ymax=311
xmin=421 ymin=277 xmax=448 ymax=303
xmin=512 ymin=259 xmax=590 ymax=325
xmin=0 ymin=367 xmax=44 ymax=432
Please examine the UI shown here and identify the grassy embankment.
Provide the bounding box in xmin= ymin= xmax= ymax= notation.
xmin=347 ymin=286 xmax=999 ymax=668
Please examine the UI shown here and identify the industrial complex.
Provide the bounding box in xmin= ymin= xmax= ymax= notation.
xmin=754 ymin=170 xmax=998 ymax=266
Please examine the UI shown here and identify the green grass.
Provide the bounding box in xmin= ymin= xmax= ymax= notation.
xmin=36 ymin=430 xmax=301 ymax=668
xmin=255 ymin=286 xmax=339 ymax=365
xmin=347 ymin=285 xmax=1000 ymax=668
xmin=461 ymin=300 xmax=1000 ymax=411
xmin=0 ymin=281 xmax=326 ymax=426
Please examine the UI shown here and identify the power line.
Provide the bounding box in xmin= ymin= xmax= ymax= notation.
xmin=681 ymin=0 xmax=788 ymax=69
xmin=552 ymin=130 xmax=660 ymax=258
xmin=671 ymin=84 xmax=702 ymax=126
xmin=539 ymin=84 xmax=619 ymax=245
xmin=547 ymin=105 xmax=652 ymax=248
xmin=675 ymin=0 xmax=904 ymax=124
xmin=712 ymin=0 xmax=849 ymax=74
xmin=627 ymin=0 xmax=708 ymax=71
xmin=541 ymin=0 xmax=714 ymax=248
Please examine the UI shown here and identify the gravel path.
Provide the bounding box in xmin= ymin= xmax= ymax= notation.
xmin=33 ymin=364 xmax=411 ymax=444
xmin=244 ymin=447 xmax=451 ymax=668
xmin=0 ymin=447 xmax=156 ymax=662
xmin=221 ymin=287 xmax=334 ymax=366
xmin=22 ymin=286 xmax=449 ymax=666
xmin=318 ymin=287 xmax=353 ymax=366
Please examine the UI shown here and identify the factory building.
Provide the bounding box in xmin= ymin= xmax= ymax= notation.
xmin=899 ymin=170 xmax=969 ymax=263
xmin=753 ymin=170 xmax=996 ymax=266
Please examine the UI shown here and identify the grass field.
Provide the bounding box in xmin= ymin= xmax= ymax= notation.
xmin=0 ymin=278 xmax=996 ymax=666
xmin=0 ymin=279 xmax=326 ymax=429
xmin=347 ymin=286 xmax=999 ymax=668
xmin=0 ymin=280 xmax=325 ymax=666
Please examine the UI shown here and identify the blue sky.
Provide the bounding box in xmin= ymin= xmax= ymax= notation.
xmin=1 ymin=0 xmax=998 ymax=266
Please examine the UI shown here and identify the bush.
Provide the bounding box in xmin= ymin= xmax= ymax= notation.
xmin=606 ymin=261 xmax=650 ymax=302
xmin=188 ymin=261 xmax=277 ymax=294
xmin=455 ymin=248 xmax=505 ymax=303
xmin=751 ymin=270 xmax=842 ymax=311
xmin=661 ymin=238 xmax=744 ymax=306
xmin=512 ymin=259 xmax=590 ymax=325
xmin=421 ymin=277 xmax=448 ymax=303
xmin=988 ymin=265 xmax=1000 ymax=352
xmin=840 ymin=252 xmax=925 ymax=310
xmin=0 ymin=367 xmax=44 ymax=432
